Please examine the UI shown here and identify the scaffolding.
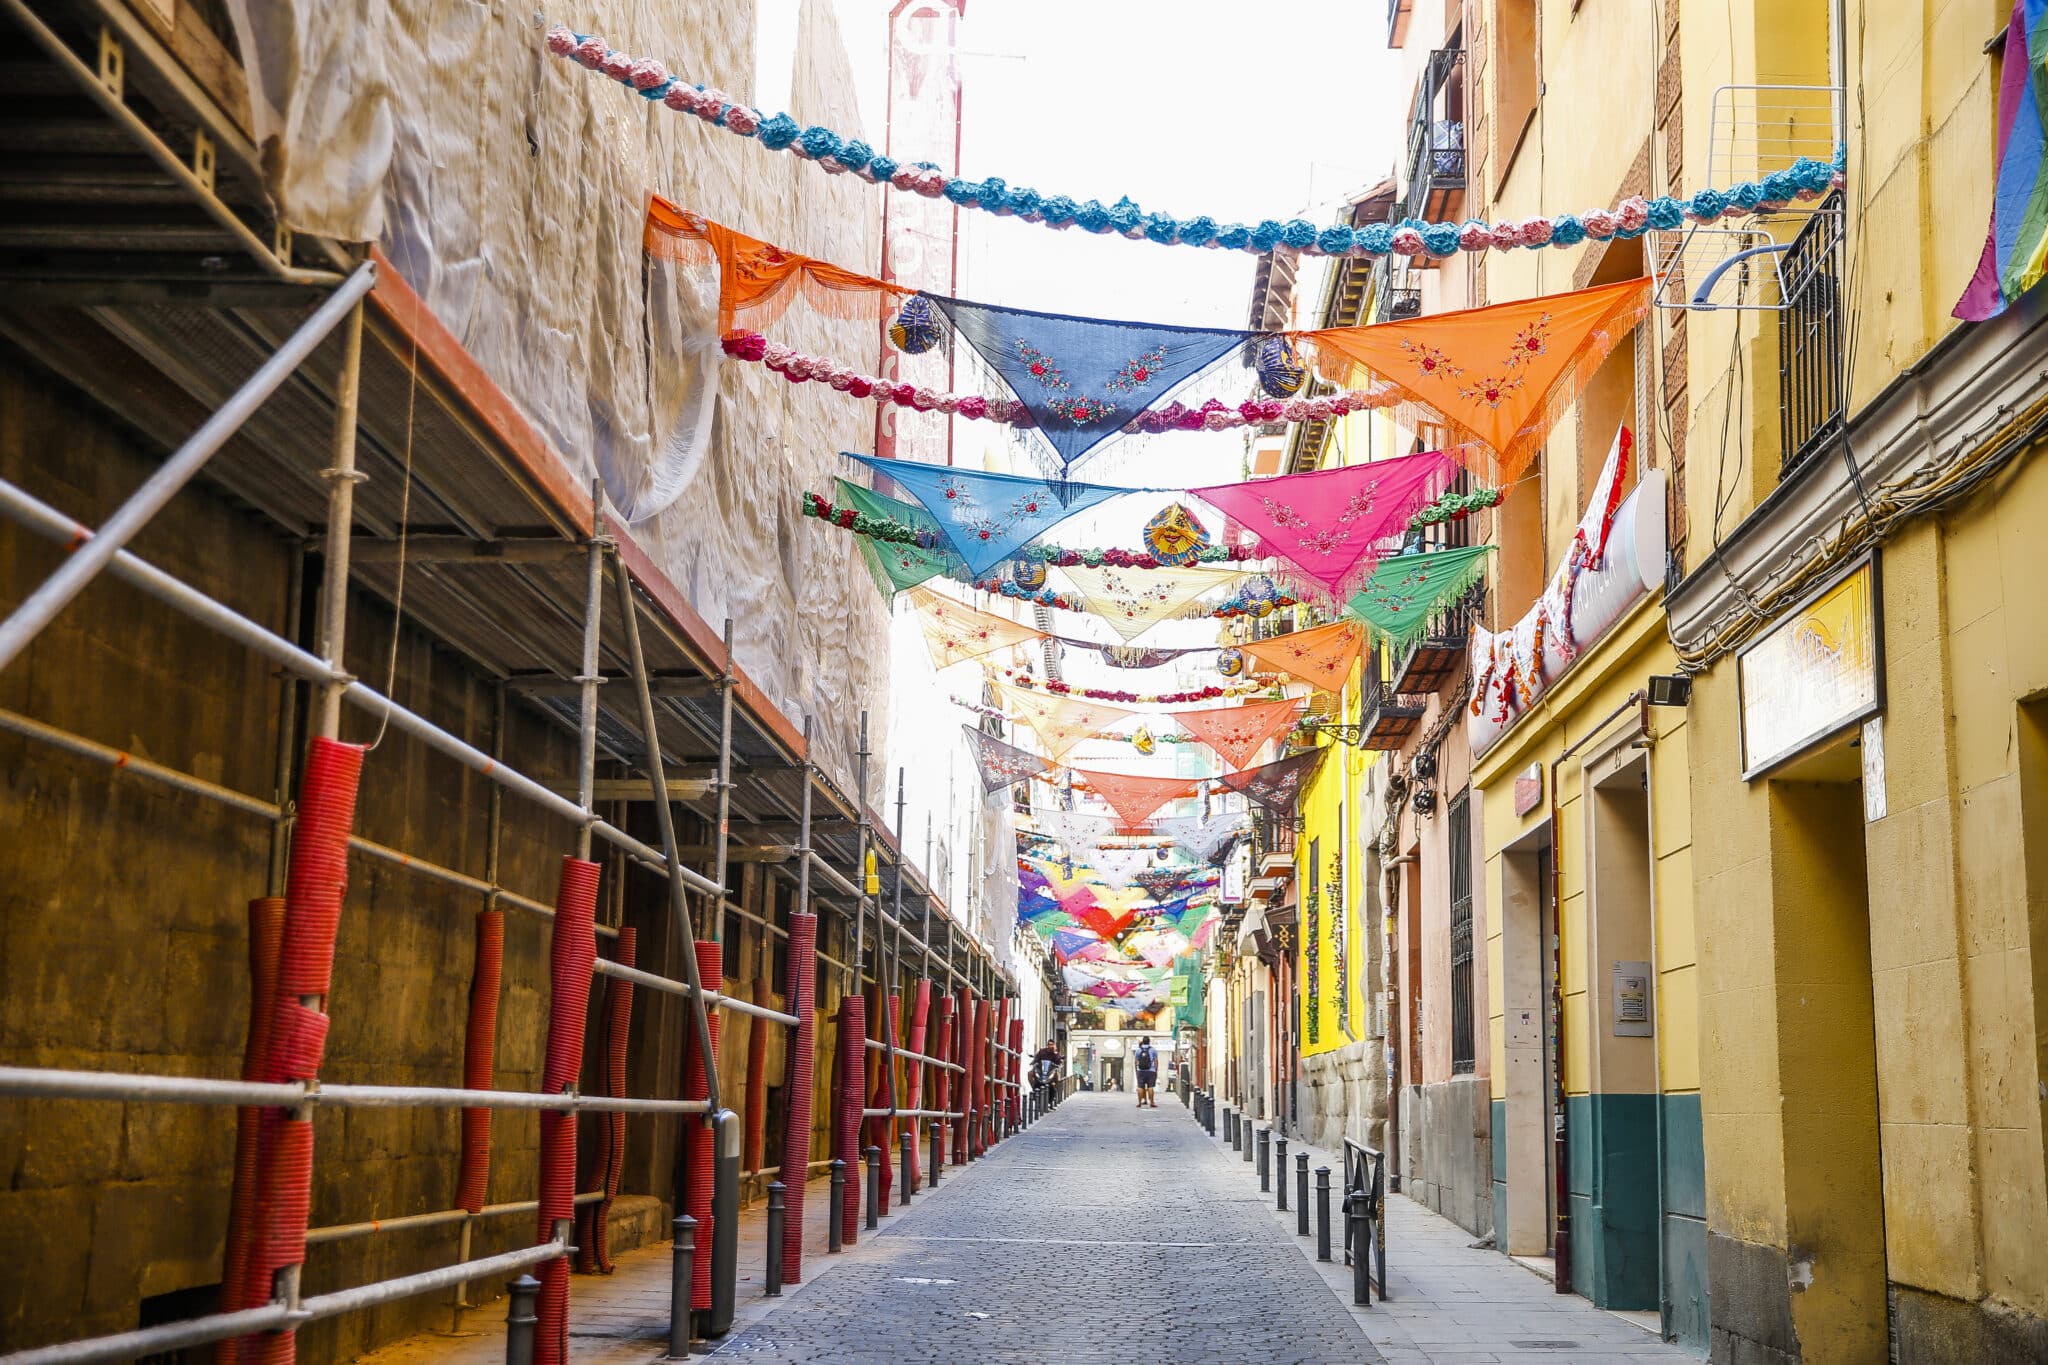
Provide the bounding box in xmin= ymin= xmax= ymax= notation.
xmin=0 ymin=4 xmax=1031 ymax=1360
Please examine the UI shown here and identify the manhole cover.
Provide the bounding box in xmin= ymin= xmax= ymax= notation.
xmin=1509 ymin=1343 xmax=1582 ymax=1351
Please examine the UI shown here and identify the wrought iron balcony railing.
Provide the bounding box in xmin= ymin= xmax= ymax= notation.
xmin=1405 ymin=49 xmax=1466 ymax=222
xmin=1778 ymin=190 xmax=1844 ymax=478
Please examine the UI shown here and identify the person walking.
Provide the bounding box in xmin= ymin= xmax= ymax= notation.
xmin=1133 ymin=1037 xmax=1159 ymax=1109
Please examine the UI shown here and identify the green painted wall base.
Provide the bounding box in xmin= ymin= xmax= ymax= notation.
xmin=1567 ymin=1092 xmax=1660 ymax=1310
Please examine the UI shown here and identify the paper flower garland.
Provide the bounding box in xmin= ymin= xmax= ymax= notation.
xmin=548 ymin=24 xmax=1845 ymax=262
xmin=725 ymin=332 xmax=1402 ymax=432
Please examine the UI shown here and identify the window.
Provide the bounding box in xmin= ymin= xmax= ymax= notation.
xmin=1449 ymin=790 xmax=1475 ymax=1074
xmin=1493 ymin=1 xmax=1540 ymax=194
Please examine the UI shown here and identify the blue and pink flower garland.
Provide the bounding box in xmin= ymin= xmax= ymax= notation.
xmin=546 ymin=24 xmax=1846 ymax=262
xmin=726 ymin=331 xmax=1402 ymax=433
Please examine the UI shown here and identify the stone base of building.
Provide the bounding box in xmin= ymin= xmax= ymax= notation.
xmin=1397 ymin=1076 xmax=1492 ymax=1238
xmin=1888 ymin=1285 xmax=2048 ymax=1365
xmin=1294 ymin=1039 xmax=1387 ymax=1154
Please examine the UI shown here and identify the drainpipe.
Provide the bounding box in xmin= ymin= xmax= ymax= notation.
xmin=1546 ymin=689 xmax=1648 ymax=1297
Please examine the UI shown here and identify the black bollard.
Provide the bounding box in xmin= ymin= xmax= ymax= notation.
xmin=930 ymin=1119 xmax=942 ymax=1189
xmin=865 ymin=1145 xmax=882 ymax=1230
xmin=504 ymin=1274 xmax=540 ymax=1365
xmin=668 ymin=1214 xmax=697 ymax=1358
xmin=1258 ymin=1127 xmax=1271 ymax=1191
xmin=764 ymin=1182 xmax=786 ymax=1297
xmin=1349 ymin=1188 xmax=1372 ymax=1306
xmin=900 ymin=1127 xmax=914 ymax=1206
xmin=1276 ymin=1136 xmax=1289 ymax=1211
xmin=1244 ymin=1121 xmax=1255 ymax=1164
xmin=827 ymin=1159 xmax=845 ymax=1254
xmin=1296 ymin=1153 xmax=1310 ymax=1236
xmin=1315 ymin=1166 xmax=1333 ymax=1262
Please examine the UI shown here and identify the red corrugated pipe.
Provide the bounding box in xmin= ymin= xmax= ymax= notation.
xmin=533 ymin=855 xmax=601 ymax=1365
xmin=216 ymin=896 xmax=284 ymax=1365
xmin=931 ymin=994 xmax=954 ymax=1165
xmin=579 ymin=926 xmax=634 ymax=1274
xmin=457 ymin=907 xmax=504 ymax=1215
xmin=1007 ymin=1017 xmax=1024 ymax=1129
xmin=968 ymin=998 xmax=989 ymax=1159
xmin=904 ymin=981 xmax=931 ymax=1187
xmin=835 ymin=992 xmax=866 ymax=1245
xmin=776 ymin=912 xmax=818 ymax=1285
xmin=866 ymin=990 xmax=899 ymax=1207
xmin=950 ymin=989 xmax=971 ymax=1166
xmin=681 ymin=940 xmax=722 ymax=1310
xmin=234 ymin=736 xmax=365 ymax=1365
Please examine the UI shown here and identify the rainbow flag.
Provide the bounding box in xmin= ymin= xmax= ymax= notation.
xmin=1958 ymin=0 xmax=2048 ymax=320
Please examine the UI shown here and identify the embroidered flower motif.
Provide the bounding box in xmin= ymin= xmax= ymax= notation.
xmin=1334 ymin=487 xmax=1378 ymax=524
xmin=1014 ymin=340 xmax=1070 ymax=393
xmin=1298 ymin=527 xmax=1352 ymax=556
xmin=1457 ymin=372 xmax=1527 ymax=409
xmin=1105 ymin=344 xmax=1169 ymax=395
xmin=1507 ymin=314 xmax=1552 ymax=366
xmin=1259 ymin=496 xmax=1311 ymax=530
xmin=1401 ymin=339 xmax=1462 ymax=382
xmin=1048 ymin=395 xmax=1118 ymax=424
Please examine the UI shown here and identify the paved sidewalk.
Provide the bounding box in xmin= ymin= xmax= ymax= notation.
xmin=1192 ymin=1104 xmax=1698 ymax=1362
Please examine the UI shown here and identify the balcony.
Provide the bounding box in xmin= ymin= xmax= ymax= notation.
xmin=1359 ymin=654 xmax=1427 ymax=750
xmin=1404 ymin=49 xmax=1467 ymax=225
xmin=1778 ymin=190 xmax=1844 ymax=479
xmin=1253 ymin=815 xmax=1296 ymax=879
xmin=1390 ymin=583 xmax=1483 ymax=695
xmin=1380 ymin=283 xmax=1422 ymax=322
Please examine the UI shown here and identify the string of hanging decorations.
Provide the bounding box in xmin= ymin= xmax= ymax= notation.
xmin=547 ymin=25 xmax=1844 ymax=262
xmin=982 ymin=664 xmax=1269 ymax=705
xmin=952 ymin=694 xmax=1202 ymax=740
xmin=727 ymin=332 xmax=1404 ymax=432
xmin=803 ymin=482 xmax=1501 ymax=567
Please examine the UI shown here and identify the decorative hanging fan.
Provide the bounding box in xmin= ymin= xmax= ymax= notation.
xmin=888 ymin=295 xmax=944 ymax=355
xmin=1255 ymin=335 xmax=1308 ymax=398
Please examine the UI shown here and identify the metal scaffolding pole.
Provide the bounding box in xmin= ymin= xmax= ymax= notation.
xmin=573 ymin=490 xmax=607 ymax=861
xmin=0 ymin=261 xmax=375 ymax=676
xmin=312 ymin=290 xmax=368 ymax=738
xmin=0 ymin=479 xmax=721 ymax=900
xmin=612 ymin=554 xmax=720 ymax=1116
xmin=710 ymin=619 xmax=735 ymax=942
xmin=851 ymin=712 xmax=870 ymax=994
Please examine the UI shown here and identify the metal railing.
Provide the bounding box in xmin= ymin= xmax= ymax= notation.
xmin=1779 ymin=189 xmax=1845 ymax=477
xmin=1404 ymin=48 xmax=1466 ymax=221
xmin=1342 ymin=1139 xmax=1389 ymax=1305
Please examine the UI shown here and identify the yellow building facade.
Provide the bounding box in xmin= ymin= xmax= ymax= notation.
xmin=1661 ymin=2 xmax=2048 ymax=1360
xmin=1458 ymin=0 xmax=1709 ymax=1349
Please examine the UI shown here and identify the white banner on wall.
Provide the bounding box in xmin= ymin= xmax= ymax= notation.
xmin=1468 ymin=427 xmax=1667 ymax=758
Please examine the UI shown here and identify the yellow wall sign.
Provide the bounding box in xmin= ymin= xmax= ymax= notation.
xmin=1736 ymin=554 xmax=1883 ymax=778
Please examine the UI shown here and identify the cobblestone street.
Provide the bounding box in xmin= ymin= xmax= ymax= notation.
xmin=707 ymin=1092 xmax=1380 ymax=1364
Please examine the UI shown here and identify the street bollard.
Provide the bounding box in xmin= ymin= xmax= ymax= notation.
xmin=504 ymin=1274 xmax=540 ymax=1365
xmin=1244 ymin=1122 xmax=1254 ymax=1164
xmin=930 ymin=1119 xmax=943 ymax=1189
xmin=1226 ymin=1107 xmax=1236 ymax=1147
xmin=764 ymin=1182 xmax=786 ymax=1297
xmin=1349 ymin=1189 xmax=1373 ymax=1306
xmin=827 ymin=1159 xmax=845 ymax=1254
xmin=1315 ymin=1166 xmax=1333 ymax=1262
xmin=668 ymin=1214 xmax=697 ymax=1358
xmin=1258 ymin=1127 xmax=1271 ymax=1191
xmin=1296 ymin=1153 xmax=1310 ymax=1236
xmin=1276 ymin=1136 xmax=1289 ymax=1211
xmin=865 ymin=1145 xmax=882 ymax=1230
xmin=900 ymin=1128 xmax=914 ymax=1206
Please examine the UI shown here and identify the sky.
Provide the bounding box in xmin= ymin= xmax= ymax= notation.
xmin=750 ymin=2 xmax=1407 ymax=894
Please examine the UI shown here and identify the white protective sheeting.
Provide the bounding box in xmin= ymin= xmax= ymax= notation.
xmin=222 ymin=0 xmax=889 ymax=794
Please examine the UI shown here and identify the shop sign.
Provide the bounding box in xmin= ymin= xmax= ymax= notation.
xmin=1736 ymin=554 xmax=1882 ymax=779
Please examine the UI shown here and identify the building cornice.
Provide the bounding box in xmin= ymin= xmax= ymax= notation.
xmin=1666 ymin=291 xmax=2048 ymax=659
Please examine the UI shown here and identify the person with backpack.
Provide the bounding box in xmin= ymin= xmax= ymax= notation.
xmin=1133 ymin=1036 xmax=1159 ymax=1109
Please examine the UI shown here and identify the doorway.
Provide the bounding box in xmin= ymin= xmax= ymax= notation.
xmin=1499 ymin=825 xmax=1556 ymax=1260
